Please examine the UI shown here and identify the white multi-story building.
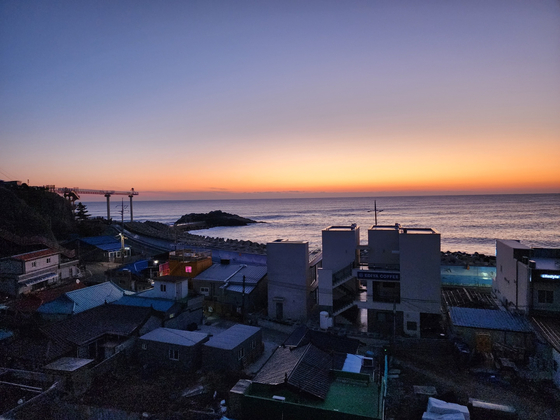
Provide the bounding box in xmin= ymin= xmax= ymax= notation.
xmin=267 ymin=240 xmax=321 ymax=322
xmin=318 ymin=223 xmax=441 ymax=337
xmin=494 ymin=239 xmax=560 ymax=315
xmin=0 ymin=249 xmax=81 ymax=297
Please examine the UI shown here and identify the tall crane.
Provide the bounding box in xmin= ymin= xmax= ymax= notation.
xmin=49 ymin=186 xmax=139 ymax=222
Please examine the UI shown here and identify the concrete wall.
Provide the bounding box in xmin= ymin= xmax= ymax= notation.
xmin=152 ymin=279 xmax=188 ymax=300
xmin=494 ymin=240 xmax=532 ymax=312
xmin=137 ymin=338 xmax=205 ymax=371
xmin=400 ymin=231 xmax=441 ymax=315
xmin=202 ymin=329 xmax=263 ymax=372
xmin=368 ymin=228 xmax=400 ymax=268
xmin=321 ymin=226 xmax=360 ymax=272
xmin=267 ymin=241 xmax=310 ymax=321
xmin=553 ymin=348 xmax=560 ymax=389
xmin=0 ymin=258 xmax=23 ymax=274
xmin=532 ymin=280 xmax=560 ymax=313
xmin=164 ymin=307 xmax=203 ymax=330
xmin=24 ymin=254 xmax=59 ymax=274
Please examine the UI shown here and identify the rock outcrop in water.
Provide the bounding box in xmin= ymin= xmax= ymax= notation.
xmin=175 ymin=210 xmax=258 ymax=229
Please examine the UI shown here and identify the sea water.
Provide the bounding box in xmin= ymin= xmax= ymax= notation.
xmin=83 ymin=194 xmax=560 ymax=255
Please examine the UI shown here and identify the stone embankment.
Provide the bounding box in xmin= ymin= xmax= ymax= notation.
xmin=124 ymin=221 xmax=267 ymax=255
xmin=440 ymin=250 xmax=496 ymax=267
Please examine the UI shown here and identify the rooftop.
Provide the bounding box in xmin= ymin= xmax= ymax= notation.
xmin=204 ymin=324 xmax=260 ymax=350
xmin=369 ymin=223 xmax=439 ymax=234
xmin=41 ymin=304 xmax=154 ymax=346
xmin=449 ymin=307 xmax=534 ymax=333
xmin=37 ymin=281 xmax=126 ymax=315
xmin=194 ymin=263 xmax=266 ymax=285
xmin=44 ymin=357 xmax=94 ymax=372
xmin=114 ymin=295 xmax=178 ymax=313
xmin=140 ymin=327 xmax=208 ymax=346
xmin=7 ymin=248 xmax=59 ymax=262
xmin=323 ymin=224 xmax=358 ymax=232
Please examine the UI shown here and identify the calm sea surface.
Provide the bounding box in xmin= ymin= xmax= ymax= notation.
xmin=84 ymin=194 xmax=560 ymax=255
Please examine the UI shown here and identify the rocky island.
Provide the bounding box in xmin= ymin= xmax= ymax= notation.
xmin=175 ymin=210 xmax=258 ymax=229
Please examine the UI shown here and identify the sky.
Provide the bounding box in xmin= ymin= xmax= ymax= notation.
xmin=1 ymin=0 xmax=559 ymax=201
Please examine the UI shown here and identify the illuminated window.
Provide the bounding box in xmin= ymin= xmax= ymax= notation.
xmin=185 ymin=266 xmax=192 ymax=273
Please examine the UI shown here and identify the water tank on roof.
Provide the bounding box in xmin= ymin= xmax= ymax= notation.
xmin=320 ymin=311 xmax=330 ymax=330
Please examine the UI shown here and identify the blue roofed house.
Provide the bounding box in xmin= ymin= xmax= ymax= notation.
xmin=193 ymin=262 xmax=267 ymax=316
xmin=79 ymin=236 xmax=130 ymax=262
xmin=113 ymin=293 xmax=204 ymax=330
xmin=448 ymin=306 xmax=536 ymax=361
xmin=37 ymin=281 xmax=128 ymax=321
xmin=107 ymin=259 xmax=154 ymax=292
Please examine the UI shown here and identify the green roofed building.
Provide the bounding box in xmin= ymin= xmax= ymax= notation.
xmin=229 ymin=343 xmax=387 ymax=420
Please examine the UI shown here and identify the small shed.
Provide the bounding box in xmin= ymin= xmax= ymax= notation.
xmin=448 ymin=307 xmax=535 ymax=356
xmin=202 ymin=324 xmax=263 ymax=371
xmin=43 ymin=357 xmax=95 ymax=396
xmin=138 ymin=327 xmax=209 ymax=371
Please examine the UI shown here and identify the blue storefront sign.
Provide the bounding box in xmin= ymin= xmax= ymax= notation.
xmin=357 ymin=271 xmax=400 ymax=281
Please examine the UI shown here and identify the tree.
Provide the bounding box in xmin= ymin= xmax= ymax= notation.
xmin=75 ymin=202 xmax=90 ymax=222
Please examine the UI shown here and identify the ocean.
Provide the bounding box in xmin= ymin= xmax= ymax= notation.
xmin=83 ymin=194 xmax=560 ymax=255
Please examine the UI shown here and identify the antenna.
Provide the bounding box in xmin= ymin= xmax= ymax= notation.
xmin=374 ymin=200 xmax=384 ymax=226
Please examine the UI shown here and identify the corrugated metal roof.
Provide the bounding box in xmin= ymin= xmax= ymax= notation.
xmin=80 ymin=236 xmax=123 ymax=251
xmin=41 ymin=305 xmax=152 ymax=346
xmin=449 ymin=307 xmax=533 ymax=332
xmin=115 ymin=295 xmax=176 ymax=312
xmin=253 ymin=344 xmax=332 ymax=400
xmin=221 ymin=284 xmax=256 ymax=294
xmin=22 ymin=272 xmax=58 ymax=286
xmin=36 ymin=295 xmax=75 ymax=314
xmin=38 ymin=282 xmax=125 ymax=315
xmin=194 ymin=264 xmax=266 ymax=284
xmin=531 ymin=317 xmax=560 ymax=353
xmin=204 ymin=324 xmax=260 ymax=350
xmin=67 ymin=282 xmax=125 ymax=313
xmin=10 ymin=249 xmax=58 ymax=261
xmin=118 ymin=259 xmax=149 ymax=275
xmin=140 ymin=327 xmax=208 ymax=346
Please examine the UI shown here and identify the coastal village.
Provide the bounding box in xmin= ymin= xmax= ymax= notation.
xmin=0 ymin=182 xmax=559 ymax=419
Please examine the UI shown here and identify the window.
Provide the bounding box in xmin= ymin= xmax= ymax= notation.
xmin=142 ymin=343 xmax=147 ymax=350
xmin=538 ymin=290 xmax=553 ymax=304
xmin=160 ymin=284 xmax=167 ymax=292
xmin=46 ymin=258 xmax=51 ymax=263
xmin=185 ymin=266 xmax=192 ymax=273
xmin=31 ymin=262 xmax=37 ymax=267
xmin=238 ymin=347 xmax=245 ymax=360
xmin=251 ymin=340 xmax=256 ymax=349
xmin=200 ymin=287 xmax=209 ymax=296
xmin=406 ymin=321 xmax=418 ymax=331
xmin=168 ymin=349 xmax=179 ymax=360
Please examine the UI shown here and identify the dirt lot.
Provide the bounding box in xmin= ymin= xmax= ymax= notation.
xmin=385 ymin=344 xmax=560 ymax=420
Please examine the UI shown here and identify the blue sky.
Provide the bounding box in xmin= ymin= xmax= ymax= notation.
xmin=1 ymin=1 xmax=559 ymax=200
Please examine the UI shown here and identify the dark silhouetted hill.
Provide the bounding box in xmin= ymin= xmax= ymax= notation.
xmin=0 ymin=184 xmax=76 ymax=242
